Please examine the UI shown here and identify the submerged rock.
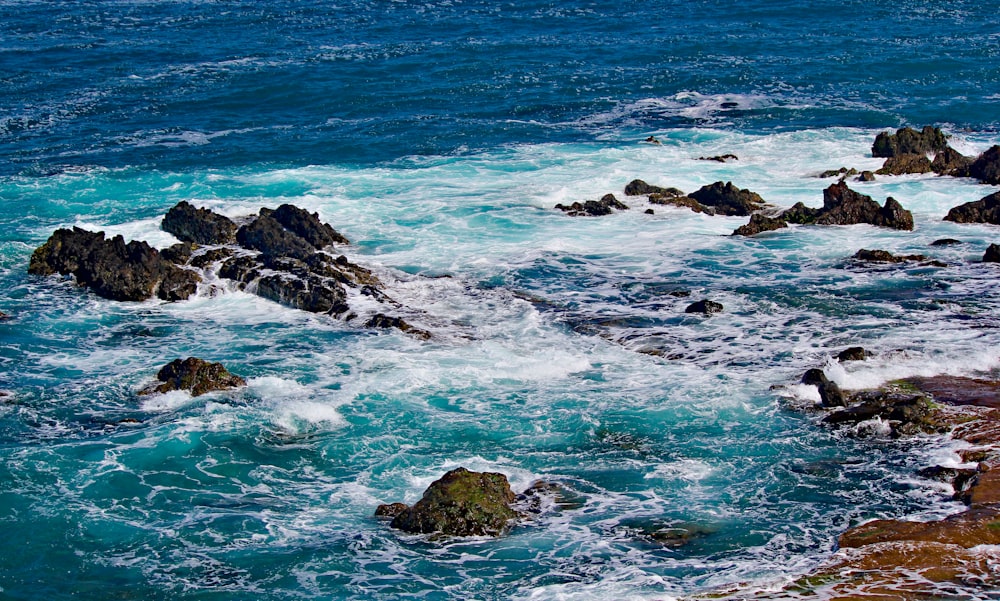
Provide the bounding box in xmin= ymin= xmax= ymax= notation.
xmin=161 ymin=201 xmax=237 ymax=245
xmin=624 ymin=179 xmax=683 ymax=197
xmin=365 ymin=313 xmax=432 ymax=340
xmin=28 ymin=227 xmax=201 ymax=302
xmin=837 ymin=346 xmax=870 ymax=362
xmin=944 ymin=190 xmax=1000 ymax=225
xmin=684 ymin=299 xmax=724 ymax=315
xmin=818 ymin=167 xmax=859 ymax=179
xmin=555 ymin=194 xmax=629 ymax=216
xmin=141 ymin=357 xmax=245 ymax=397
xmin=698 ymin=154 xmax=738 ymax=162
xmin=851 ymin=249 xmax=929 ymax=264
xmin=383 ymin=467 xmax=519 ymax=537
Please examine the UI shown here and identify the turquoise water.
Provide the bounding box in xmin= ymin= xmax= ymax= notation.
xmin=3 ymin=2 xmax=1000 ymax=599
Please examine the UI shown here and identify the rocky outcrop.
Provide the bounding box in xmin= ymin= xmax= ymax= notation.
xmin=555 ymin=194 xmax=629 ymax=216
xmin=984 ymin=243 xmax=1000 ymax=263
xmin=872 ymin=126 xmax=948 ymax=158
xmin=943 ymin=190 xmax=1000 ymax=224
xmin=732 ymin=213 xmax=788 ymax=236
xmin=28 ymin=227 xmax=201 ymax=302
xmin=266 ymin=204 xmax=349 ymax=248
xmin=30 ymin=203 xmax=427 ymax=339
xmin=777 ymin=184 xmax=913 ymax=230
xmin=970 ymin=145 xmax=1000 ymax=185
xmin=837 ymin=346 xmax=870 ymax=362
xmin=140 ymin=357 xmax=245 ymax=397
xmin=161 ymin=201 xmax=237 ymax=245
xmin=931 ymin=146 xmax=973 ymax=177
xmin=624 ymin=179 xmax=683 ymax=197
xmin=378 ymin=467 xmax=519 ymax=537
xmin=687 ymin=181 xmax=766 ymax=216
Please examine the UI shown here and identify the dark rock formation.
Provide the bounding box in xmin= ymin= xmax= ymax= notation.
xmin=0 ymin=311 xmax=11 ymax=320
xmin=161 ymin=201 xmax=237 ymax=245
xmin=624 ymin=179 xmax=683 ymax=197
xmin=852 ymin=249 xmax=928 ymax=263
xmin=931 ymin=146 xmax=973 ymax=177
xmin=822 ymin=388 xmax=945 ymax=437
xmin=970 ymin=145 xmax=1000 ymax=185
xmin=685 ymin=299 xmax=723 ymax=314
xmin=650 ymin=195 xmax=713 ymax=214
xmin=872 ymin=126 xmax=948 ymax=158
xmin=687 ymin=181 xmax=766 ymax=216
xmin=141 ymin=357 xmax=245 ymax=397
xmin=801 ymin=368 xmax=847 ymax=408
xmin=28 ymin=227 xmax=201 ymax=302
xmin=555 ymin=194 xmax=629 ymax=217
xmin=381 ymin=467 xmax=519 ymax=537
xmin=374 ymin=502 xmax=409 ymax=519
xmin=876 ymin=153 xmax=933 ymax=176
xmin=984 ymin=243 xmax=1000 ymax=263
xmin=856 ymin=170 xmax=876 ymax=182
xmin=237 ymin=213 xmax=316 ymax=260
xmin=930 ymin=238 xmax=962 ymax=246
xmin=161 ymin=242 xmax=194 ymax=265
xmin=944 ymin=191 xmax=1000 ymax=224
xmin=267 ymin=204 xmax=349 ymax=248
xmin=732 ymin=213 xmax=788 ymax=236
xmin=698 ymin=154 xmax=738 ymax=162
xmin=802 ymin=182 xmax=914 ymax=230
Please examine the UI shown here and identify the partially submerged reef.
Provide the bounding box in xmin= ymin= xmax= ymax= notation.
xmin=29 ymin=201 xmax=430 ymax=339
xmin=767 ymin=355 xmax=1000 ymax=597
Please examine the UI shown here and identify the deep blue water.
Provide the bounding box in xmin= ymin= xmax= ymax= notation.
xmin=2 ymin=1 xmax=1000 ymax=600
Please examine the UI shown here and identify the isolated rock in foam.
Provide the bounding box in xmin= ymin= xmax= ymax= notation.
xmin=141 ymin=357 xmax=245 ymax=397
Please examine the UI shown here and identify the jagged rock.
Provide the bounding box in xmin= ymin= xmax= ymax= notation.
xmin=685 ymin=299 xmax=723 ymax=314
xmin=876 ymin=153 xmax=933 ymax=176
xmin=257 ymin=272 xmax=350 ymax=315
xmin=803 ymin=182 xmax=913 ymax=230
xmin=781 ymin=202 xmax=821 ymax=225
xmin=856 ymin=170 xmax=876 ymax=182
xmin=970 ymin=145 xmax=1000 ymax=185
xmin=624 ymin=179 xmax=683 ymax=197
xmin=28 ymin=227 xmax=201 ymax=302
xmin=267 ymin=204 xmax=349 ymax=248
xmin=872 ymin=126 xmax=948 ymax=158
xmin=189 ymin=247 xmax=235 ymax=269
xmin=732 ymin=213 xmax=788 ymax=236
xmin=161 ymin=201 xmax=237 ymax=245
xmin=555 ymin=194 xmax=629 ymax=217
xmin=852 ymin=249 xmax=928 ymax=263
xmin=943 ymin=191 xmax=1000 ymax=224
xmin=687 ymin=181 xmax=766 ymax=216
xmin=931 ymin=146 xmax=973 ymax=177
xmin=822 ymin=388 xmax=944 ymax=437
xmin=837 ymin=347 xmax=870 ymax=362
xmin=141 ymin=357 xmax=245 ymax=397
xmin=698 ymin=154 xmax=738 ymax=162
xmin=374 ymin=503 xmax=409 ymax=519
xmin=236 ymin=213 xmax=316 ymax=260
xmin=984 ymin=244 xmax=1000 ymax=263
xmin=384 ymin=467 xmax=519 ymax=537
xmin=161 ymin=242 xmax=194 ymax=265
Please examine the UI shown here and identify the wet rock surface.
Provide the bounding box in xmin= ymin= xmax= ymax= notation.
xmin=29 ymin=227 xmax=202 ymax=302
xmin=555 ymin=193 xmax=629 ymax=216
xmin=378 ymin=467 xmax=520 ymax=537
xmin=944 ymin=190 xmax=1000 ymax=225
xmin=141 ymin=357 xmax=246 ymax=397
xmin=732 ymin=213 xmax=788 ymax=236
xmin=29 ymin=203 xmax=429 ymax=338
xmin=871 ymin=126 xmax=948 ymax=158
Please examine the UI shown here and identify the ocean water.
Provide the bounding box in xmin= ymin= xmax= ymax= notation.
xmin=2 ymin=1 xmax=1000 ymax=599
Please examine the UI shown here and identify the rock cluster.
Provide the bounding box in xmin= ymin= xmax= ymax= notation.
xmin=622 ymin=179 xmax=767 ymax=216
xmin=29 ymin=202 xmax=429 ymax=338
xmin=555 ymin=194 xmax=629 ymax=216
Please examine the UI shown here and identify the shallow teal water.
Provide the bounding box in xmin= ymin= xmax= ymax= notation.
xmin=3 ymin=1 xmax=1000 ymax=599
